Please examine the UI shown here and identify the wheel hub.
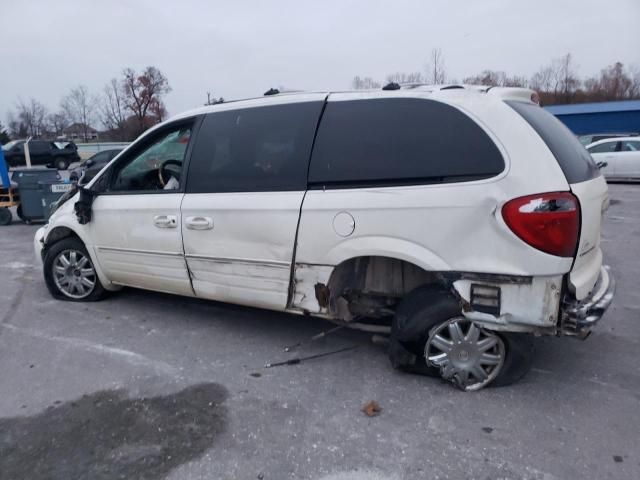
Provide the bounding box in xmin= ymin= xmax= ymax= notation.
xmin=52 ymin=249 xmax=97 ymax=299
xmin=425 ymin=317 xmax=505 ymax=391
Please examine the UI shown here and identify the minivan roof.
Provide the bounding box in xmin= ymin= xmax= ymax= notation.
xmin=170 ymin=85 xmax=538 ymax=123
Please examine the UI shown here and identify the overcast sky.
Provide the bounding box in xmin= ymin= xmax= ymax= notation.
xmin=1 ymin=0 xmax=638 ymax=127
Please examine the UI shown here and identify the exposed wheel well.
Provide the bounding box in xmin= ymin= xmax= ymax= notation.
xmin=323 ymin=256 xmax=444 ymax=321
xmin=44 ymin=226 xmax=81 ymax=252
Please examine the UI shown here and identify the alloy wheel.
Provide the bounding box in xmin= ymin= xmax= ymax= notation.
xmin=52 ymin=249 xmax=97 ymax=299
xmin=425 ymin=317 xmax=505 ymax=391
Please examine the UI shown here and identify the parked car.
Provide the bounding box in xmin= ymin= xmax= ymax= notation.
xmin=69 ymin=149 xmax=123 ymax=185
xmin=586 ymin=137 xmax=640 ymax=181
xmin=34 ymin=86 xmax=615 ymax=391
xmin=2 ymin=139 xmax=80 ymax=170
xmin=578 ymin=132 xmax=638 ymax=146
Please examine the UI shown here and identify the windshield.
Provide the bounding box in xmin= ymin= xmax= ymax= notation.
xmin=2 ymin=140 xmax=23 ymax=151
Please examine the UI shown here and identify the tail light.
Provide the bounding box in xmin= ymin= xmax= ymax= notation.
xmin=502 ymin=192 xmax=580 ymax=257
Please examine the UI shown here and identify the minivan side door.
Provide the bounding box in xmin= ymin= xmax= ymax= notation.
xmin=87 ymin=118 xmax=199 ymax=296
xmin=27 ymin=141 xmax=51 ymax=166
xmin=181 ymin=97 xmax=325 ymax=310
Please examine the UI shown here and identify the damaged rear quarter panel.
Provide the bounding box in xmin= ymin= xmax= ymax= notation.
xmin=454 ymin=275 xmax=563 ymax=331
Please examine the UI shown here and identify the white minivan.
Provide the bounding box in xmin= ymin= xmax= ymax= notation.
xmin=35 ymin=85 xmax=615 ymax=390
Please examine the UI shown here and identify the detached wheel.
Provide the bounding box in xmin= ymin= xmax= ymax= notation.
xmin=389 ymin=285 xmax=534 ymax=390
xmin=55 ymin=158 xmax=69 ymax=170
xmin=0 ymin=207 xmax=12 ymax=226
xmin=43 ymin=237 xmax=106 ymax=301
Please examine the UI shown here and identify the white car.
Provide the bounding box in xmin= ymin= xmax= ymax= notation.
xmin=586 ymin=136 xmax=640 ymax=180
xmin=34 ymin=85 xmax=615 ymax=391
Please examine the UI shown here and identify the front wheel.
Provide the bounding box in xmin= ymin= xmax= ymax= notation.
xmin=0 ymin=207 xmax=12 ymax=226
xmin=43 ymin=237 xmax=106 ymax=301
xmin=389 ymin=285 xmax=534 ymax=390
xmin=55 ymin=158 xmax=69 ymax=170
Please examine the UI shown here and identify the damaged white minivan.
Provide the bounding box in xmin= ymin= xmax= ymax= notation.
xmin=35 ymin=85 xmax=615 ymax=390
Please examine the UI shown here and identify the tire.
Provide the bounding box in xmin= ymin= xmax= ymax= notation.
xmin=389 ymin=285 xmax=534 ymax=390
xmin=55 ymin=158 xmax=69 ymax=170
xmin=43 ymin=237 xmax=106 ymax=301
xmin=0 ymin=207 xmax=12 ymax=226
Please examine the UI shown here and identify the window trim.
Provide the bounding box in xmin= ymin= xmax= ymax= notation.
xmin=96 ymin=116 xmax=203 ymax=197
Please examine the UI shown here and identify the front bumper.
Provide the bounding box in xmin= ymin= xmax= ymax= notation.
xmin=34 ymin=226 xmax=46 ymax=267
xmin=561 ymin=265 xmax=615 ymax=337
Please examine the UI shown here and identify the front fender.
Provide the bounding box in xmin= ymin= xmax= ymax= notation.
xmin=42 ymin=199 xmax=118 ymax=291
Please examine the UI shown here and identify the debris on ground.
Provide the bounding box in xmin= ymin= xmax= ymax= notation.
xmin=361 ymin=400 xmax=382 ymax=417
xmin=264 ymin=345 xmax=358 ymax=368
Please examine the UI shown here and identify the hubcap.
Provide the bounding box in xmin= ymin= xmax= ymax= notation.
xmin=52 ymin=249 xmax=96 ymax=299
xmin=425 ymin=317 xmax=505 ymax=391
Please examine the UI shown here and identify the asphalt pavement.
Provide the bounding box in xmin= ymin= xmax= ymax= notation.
xmin=0 ymin=184 xmax=638 ymax=480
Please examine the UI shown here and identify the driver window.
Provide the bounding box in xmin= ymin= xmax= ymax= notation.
xmin=110 ymin=125 xmax=192 ymax=192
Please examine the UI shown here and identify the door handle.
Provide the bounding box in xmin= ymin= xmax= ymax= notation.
xmin=153 ymin=215 xmax=177 ymax=228
xmin=185 ymin=216 xmax=213 ymax=230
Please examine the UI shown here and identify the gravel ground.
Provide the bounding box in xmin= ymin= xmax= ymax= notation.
xmin=0 ymin=184 xmax=638 ymax=480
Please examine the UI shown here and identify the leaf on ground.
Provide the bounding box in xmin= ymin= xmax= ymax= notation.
xmin=361 ymin=400 xmax=382 ymax=417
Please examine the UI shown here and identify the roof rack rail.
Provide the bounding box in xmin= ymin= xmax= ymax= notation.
xmin=382 ymin=82 xmax=401 ymax=91
xmin=264 ymin=88 xmax=279 ymax=96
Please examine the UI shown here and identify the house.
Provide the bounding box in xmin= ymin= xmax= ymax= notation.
xmin=62 ymin=123 xmax=99 ymax=142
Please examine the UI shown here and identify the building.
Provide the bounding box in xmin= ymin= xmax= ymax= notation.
xmin=545 ymin=100 xmax=640 ymax=135
xmin=62 ymin=123 xmax=99 ymax=142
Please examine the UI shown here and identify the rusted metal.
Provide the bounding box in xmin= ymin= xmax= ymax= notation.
xmin=314 ymin=282 xmax=330 ymax=308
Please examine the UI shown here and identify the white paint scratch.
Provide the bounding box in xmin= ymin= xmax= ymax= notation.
xmin=1 ymin=323 xmax=177 ymax=376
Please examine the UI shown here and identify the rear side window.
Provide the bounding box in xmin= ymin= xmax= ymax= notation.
xmin=187 ymin=101 xmax=323 ymax=193
xmin=621 ymin=140 xmax=640 ymax=151
xmin=507 ymin=101 xmax=599 ymax=184
xmin=308 ymin=98 xmax=504 ymax=187
xmin=588 ymin=141 xmax=619 ymax=154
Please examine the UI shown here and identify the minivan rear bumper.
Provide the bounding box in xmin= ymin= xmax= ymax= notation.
xmin=560 ymin=265 xmax=615 ymax=337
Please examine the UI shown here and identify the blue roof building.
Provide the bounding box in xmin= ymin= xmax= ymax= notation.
xmin=544 ymin=100 xmax=640 ymax=134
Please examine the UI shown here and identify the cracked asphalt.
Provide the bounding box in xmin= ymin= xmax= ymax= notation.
xmin=0 ymin=184 xmax=638 ymax=480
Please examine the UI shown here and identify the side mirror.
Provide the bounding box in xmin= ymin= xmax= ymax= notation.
xmin=597 ymin=161 xmax=608 ymax=170
xmin=85 ymin=159 xmax=95 ymax=167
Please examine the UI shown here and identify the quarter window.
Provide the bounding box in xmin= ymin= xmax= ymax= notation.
xmin=186 ymin=102 xmax=324 ymax=193
xmin=308 ymin=98 xmax=504 ymax=187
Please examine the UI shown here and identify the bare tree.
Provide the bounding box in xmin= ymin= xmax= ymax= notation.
xmin=47 ymin=111 xmax=70 ymax=137
xmin=425 ymin=48 xmax=446 ymax=84
xmin=351 ymin=76 xmax=381 ymax=89
xmin=557 ymin=53 xmax=580 ymax=103
xmin=385 ymin=72 xmax=424 ymax=85
xmin=531 ymin=53 xmax=580 ymax=104
xmin=100 ymin=78 xmax=127 ymax=140
xmin=464 ymin=70 xmax=527 ymax=87
xmin=62 ymin=85 xmax=97 ymax=142
xmin=10 ymin=98 xmax=48 ymax=138
xmin=122 ymin=66 xmax=171 ymax=135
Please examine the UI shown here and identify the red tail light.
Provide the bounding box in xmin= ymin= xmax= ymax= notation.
xmin=502 ymin=192 xmax=580 ymax=257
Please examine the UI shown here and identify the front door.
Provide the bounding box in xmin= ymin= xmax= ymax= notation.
xmin=88 ymin=119 xmax=197 ymax=296
xmin=181 ymin=97 xmax=325 ymax=310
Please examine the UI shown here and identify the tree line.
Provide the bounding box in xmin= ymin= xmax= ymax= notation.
xmin=3 ymin=66 xmax=171 ymax=143
xmin=352 ymin=49 xmax=640 ymax=105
